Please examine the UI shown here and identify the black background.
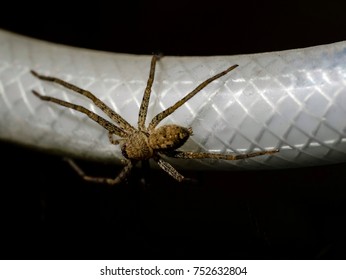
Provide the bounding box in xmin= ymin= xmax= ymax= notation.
xmin=1 ymin=0 xmax=346 ymax=259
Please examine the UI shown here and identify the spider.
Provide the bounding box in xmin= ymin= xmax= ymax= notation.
xmin=31 ymin=55 xmax=278 ymax=184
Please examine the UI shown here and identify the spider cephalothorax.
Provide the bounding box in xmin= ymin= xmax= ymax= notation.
xmin=31 ymin=55 xmax=278 ymax=184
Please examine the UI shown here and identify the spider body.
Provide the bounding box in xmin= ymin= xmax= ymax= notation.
xmin=119 ymin=124 xmax=191 ymax=160
xmin=31 ymin=55 xmax=278 ymax=184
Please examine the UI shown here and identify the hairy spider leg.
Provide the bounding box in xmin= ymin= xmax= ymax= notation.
xmin=66 ymin=158 xmax=135 ymax=185
xmin=32 ymin=90 xmax=127 ymax=138
xmin=30 ymin=70 xmax=135 ymax=132
xmin=154 ymin=156 xmax=184 ymax=182
xmin=138 ymin=55 xmax=160 ymax=131
xmin=164 ymin=149 xmax=279 ymax=160
xmin=148 ymin=64 xmax=239 ymax=132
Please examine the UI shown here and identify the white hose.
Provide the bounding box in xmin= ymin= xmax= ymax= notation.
xmin=1 ymin=29 xmax=346 ymax=170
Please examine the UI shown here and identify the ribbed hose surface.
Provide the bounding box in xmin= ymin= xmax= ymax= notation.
xmin=1 ymin=29 xmax=346 ymax=170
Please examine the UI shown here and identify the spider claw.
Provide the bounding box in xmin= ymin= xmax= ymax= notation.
xmin=226 ymin=64 xmax=239 ymax=73
xmin=31 ymin=70 xmax=48 ymax=80
xmin=32 ymin=90 xmax=43 ymax=98
xmin=30 ymin=70 xmax=42 ymax=78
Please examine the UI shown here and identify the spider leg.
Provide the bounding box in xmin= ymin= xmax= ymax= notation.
xmin=32 ymin=90 xmax=127 ymax=137
xmin=148 ymin=64 xmax=238 ymax=132
xmin=108 ymin=132 xmax=123 ymax=145
xmin=31 ymin=70 xmax=135 ymax=132
xmin=66 ymin=158 xmax=135 ymax=185
xmin=154 ymin=155 xmax=184 ymax=182
xmin=164 ymin=149 xmax=279 ymax=160
xmin=138 ymin=55 xmax=160 ymax=131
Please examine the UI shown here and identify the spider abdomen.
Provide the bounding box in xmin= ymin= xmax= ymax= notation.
xmin=149 ymin=125 xmax=192 ymax=151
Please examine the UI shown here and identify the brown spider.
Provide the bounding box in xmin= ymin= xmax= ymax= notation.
xmin=31 ymin=55 xmax=278 ymax=184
